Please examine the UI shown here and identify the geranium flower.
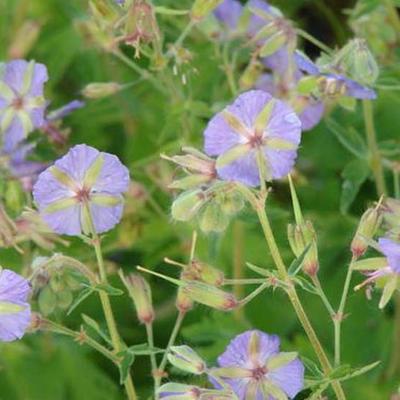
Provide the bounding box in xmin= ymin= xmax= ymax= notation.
xmin=211 ymin=330 xmax=304 ymax=399
xmin=214 ymin=0 xmax=243 ymax=30
xmin=32 ymin=144 xmax=130 ymax=236
xmin=203 ymin=90 xmax=301 ymax=187
xmin=0 ymin=60 xmax=48 ymax=151
xmin=0 ymin=268 xmax=31 ymax=342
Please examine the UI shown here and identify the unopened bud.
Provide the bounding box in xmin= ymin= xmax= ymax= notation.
xmin=187 ymin=259 xmax=224 ymax=286
xmin=182 ymin=281 xmax=237 ymax=311
xmin=171 ymin=190 xmax=207 ymax=222
xmin=38 ymin=286 xmax=57 ymax=316
xmin=334 ymin=39 xmax=379 ymax=86
xmin=120 ymin=272 xmax=155 ymax=324
xmin=239 ymin=59 xmax=263 ymax=90
xmin=191 ymin=0 xmax=224 ymax=21
xmin=199 ymin=202 xmax=229 ymax=233
xmin=288 ymin=221 xmax=319 ymax=276
xmin=167 ymin=345 xmax=206 ymax=374
xmin=89 ymin=0 xmax=119 ymax=25
xmin=8 ymin=21 xmax=41 ymax=59
xmin=380 ymin=198 xmax=400 ymax=235
xmin=82 ymin=82 xmax=121 ymax=99
xmin=158 ymin=383 xmax=201 ymax=399
xmin=176 ymin=287 xmax=194 ymax=313
xmin=351 ymin=206 xmax=382 ymax=258
xmin=220 ymin=190 xmax=245 ymax=215
xmin=0 ymin=203 xmax=17 ymax=248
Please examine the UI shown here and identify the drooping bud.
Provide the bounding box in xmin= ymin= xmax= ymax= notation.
xmin=119 ymin=272 xmax=155 ymax=324
xmin=198 ymin=202 xmax=229 ymax=233
xmin=123 ymin=0 xmax=159 ymax=57
xmin=82 ymin=82 xmax=122 ymax=99
xmin=182 ymin=281 xmax=237 ymax=311
xmin=171 ymin=190 xmax=207 ymax=222
xmin=167 ymin=345 xmax=206 ymax=374
xmin=239 ymin=58 xmax=263 ymax=90
xmin=191 ymin=0 xmax=224 ymax=21
xmin=219 ymin=189 xmax=245 ymax=216
xmin=333 ymin=39 xmax=379 ymax=86
xmin=351 ymin=206 xmax=382 ymax=258
xmin=158 ymin=383 xmax=201 ymax=399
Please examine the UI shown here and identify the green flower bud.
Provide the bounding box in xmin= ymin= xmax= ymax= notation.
xmin=0 ymin=203 xmax=17 ymax=248
xmin=82 ymin=82 xmax=122 ymax=99
xmin=158 ymin=383 xmax=201 ymax=399
xmin=220 ymin=190 xmax=245 ymax=216
xmin=8 ymin=21 xmax=41 ymax=59
xmin=189 ymin=259 xmax=224 ymax=286
xmin=167 ymin=345 xmax=206 ymax=374
xmin=56 ymin=290 xmax=73 ymax=310
xmin=239 ymin=59 xmax=263 ymax=90
xmin=199 ymin=202 xmax=229 ymax=233
xmin=351 ymin=206 xmax=382 ymax=258
xmin=334 ymin=39 xmax=379 ymax=86
xmin=38 ymin=286 xmax=57 ymax=316
xmin=120 ymin=272 xmax=155 ymax=324
xmin=171 ymin=190 xmax=207 ymax=222
xmin=176 ymin=287 xmax=194 ymax=313
xmin=182 ymin=281 xmax=237 ymax=311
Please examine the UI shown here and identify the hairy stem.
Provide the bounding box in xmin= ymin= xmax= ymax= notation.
xmin=334 ymin=259 xmax=355 ymax=367
xmin=146 ymin=323 xmax=159 ymax=393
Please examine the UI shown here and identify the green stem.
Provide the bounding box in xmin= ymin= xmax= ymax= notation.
xmin=146 ymin=323 xmax=158 ymax=393
xmin=296 ymin=29 xmax=333 ymax=54
xmin=312 ymin=275 xmax=335 ymax=317
xmin=242 ymin=188 xmax=346 ymax=399
xmin=173 ymin=20 xmax=196 ymax=49
xmin=42 ymin=319 xmax=118 ymax=363
xmin=113 ymin=50 xmax=166 ymax=94
xmin=87 ymin=212 xmax=137 ymax=400
xmin=362 ymin=99 xmax=387 ymax=196
xmin=334 ymin=259 xmax=355 ymax=367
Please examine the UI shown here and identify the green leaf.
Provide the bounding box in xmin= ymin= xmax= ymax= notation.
xmin=293 ymin=276 xmax=318 ymax=295
xmin=340 ymin=159 xmax=370 ymax=213
xmin=117 ymin=351 xmax=135 ymax=385
xmin=126 ymin=343 xmax=164 ymax=356
xmin=81 ymin=314 xmax=112 ymax=345
xmin=67 ymin=287 xmax=94 ymax=315
xmin=90 ymin=283 xmax=124 ymax=296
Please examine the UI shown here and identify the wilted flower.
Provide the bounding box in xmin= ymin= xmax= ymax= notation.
xmin=203 ymin=90 xmax=301 ymax=186
xmin=32 ymin=144 xmax=130 ymax=236
xmin=0 ymin=60 xmax=48 ymax=151
xmin=211 ymin=330 xmax=304 ymax=399
xmin=0 ymin=268 xmax=31 ymax=342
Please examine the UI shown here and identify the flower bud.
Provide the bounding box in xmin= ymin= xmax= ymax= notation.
xmin=82 ymin=82 xmax=121 ymax=99
xmin=89 ymin=0 xmax=119 ymax=25
xmin=191 ymin=0 xmax=224 ymax=21
xmin=124 ymin=1 xmax=158 ymax=56
xmin=351 ymin=206 xmax=382 ymax=258
xmin=239 ymin=59 xmax=263 ymax=90
xmin=199 ymin=202 xmax=229 ymax=233
xmin=38 ymin=286 xmax=57 ymax=316
xmin=167 ymin=345 xmax=206 ymax=374
xmin=176 ymin=287 xmax=194 ymax=313
xmin=188 ymin=259 xmax=224 ymax=286
xmin=182 ymin=281 xmax=237 ymax=311
xmin=220 ymin=190 xmax=245 ymax=216
xmin=158 ymin=383 xmax=201 ymax=399
xmin=380 ymin=198 xmax=400 ymax=236
xmin=171 ymin=190 xmax=207 ymax=222
xmin=120 ymin=272 xmax=155 ymax=324
xmin=334 ymin=39 xmax=379 ymax=86
xmin=288 ymin=221 xmax=319 ymax=276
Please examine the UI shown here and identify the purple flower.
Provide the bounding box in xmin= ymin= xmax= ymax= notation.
xmin=214 ymin=0 xmax=243 ymax=29
xmin=3 ymin=142 xmax=47 ymax=191
xmin=0 ymin=60 xmax=48 ymax=152
xmin=379 ymin=238 xmax=400 ymax=274
xmin=247 ymin=0 xmax=274 ymax=38
xmin=32 ymin=144 xmax=130 ymax=236
xmin=212 ymin=330 xmax=304 ymax=399
xmin=0 ymin=268 xmax=31 ymax=342
xmin=204 ymin=90 xmax=301 ymax=186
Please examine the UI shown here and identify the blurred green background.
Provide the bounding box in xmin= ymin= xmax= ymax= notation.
xmin=0 ymin=0 xmax=399 ymax=399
